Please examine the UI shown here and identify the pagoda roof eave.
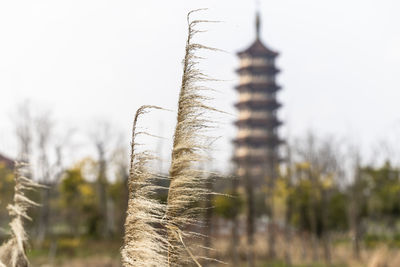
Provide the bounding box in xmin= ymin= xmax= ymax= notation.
xmin=235 ymin=83 xmax=281 ymax=92
xmin=236 ymin=66 xmax=280 ymax=75
xmin=235 ymin=118 xmax=283 ymax=128
xmin=237 ymin=39 xmax=279 ymax=58
xmin=234 ymin=99 xmax=282 ymax=110
xmin=0 ymin=153 xmax=15 ymax=169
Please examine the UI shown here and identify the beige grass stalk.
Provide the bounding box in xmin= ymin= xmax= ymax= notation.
xmin=121 ymin=105 xmax=168 ymax=267
xmin=165 ymin=9 xmax=217 ymax=267
xmin=0 ymin=162 xmax=41 ymax=267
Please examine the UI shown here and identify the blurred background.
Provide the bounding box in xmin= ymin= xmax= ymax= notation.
xmin=1 ymin=0 xmax=400 ymax=266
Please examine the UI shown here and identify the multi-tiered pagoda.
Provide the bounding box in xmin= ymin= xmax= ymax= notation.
xmin=232 ymin=12 xmax=283 ymax=264
xmin=233 ymin=13 xmax=283 ymax=186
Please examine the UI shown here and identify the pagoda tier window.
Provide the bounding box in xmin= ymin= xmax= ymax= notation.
xmin=237 ymin=128 xmax=271 ymax=138
xmin=239 ymin=74 xmax=274 ymax=84
xmin=240 ymin=57 xmax=273 ymax=67
xmin=238 ymin=110 xmax=274 ymax=120
xmin=239 ymin=92 xmax=271 ymax=102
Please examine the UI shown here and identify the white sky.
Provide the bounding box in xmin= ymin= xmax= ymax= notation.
xmin=1 ymin=0 xmax=400 ymax=171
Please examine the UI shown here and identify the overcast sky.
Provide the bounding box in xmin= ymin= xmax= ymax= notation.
xmin=1 ymin=0 xmax=400 ymax=171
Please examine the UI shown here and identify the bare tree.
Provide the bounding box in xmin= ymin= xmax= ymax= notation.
xmin=284 ymin=143 xmax=294 ymax=266
xmin=111 ymin=141 xmax=129 ymax=236
xmin=13 ymin=101 xmax=33 ymax=167
xmin=295 ymin=132 xmax=343 ymax=265
xmin=244 ymin=162 xmax=255 ymax=267
xmin=34 ymin=113 xmax=71 ymax=245
xmin=348 ymin=150 xmax=365 ymax=259
xmin=266 ymin=154 xmax=278 ymax=260
xmin=91 ymin=121 xmax=117 ymax=238
xmin=35 ymin=112 xmax=54 ymax=245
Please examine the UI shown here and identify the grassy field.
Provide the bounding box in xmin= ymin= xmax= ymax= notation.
xmin=28 ymin=239 xmax=121 ymax=267
xmin=26 ymin=238 xmax=400 ymax=267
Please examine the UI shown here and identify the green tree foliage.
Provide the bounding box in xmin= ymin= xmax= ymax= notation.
xmin=361 ymin=162 xmax=400 ymax=228
xmin=326 ymin=190 xmax=348 ymax=231
xmin=213 ymin=191 xmax=243 ymax=220
xmin=287 ymin=162 xmax=348 ymax=236
xmin=0 ymin=163 xmax=14 ymax=229
xmin=59 ymin=160 xmax=99 ymax=237
xmin=108 ymin=176 xmax=128 ymax=237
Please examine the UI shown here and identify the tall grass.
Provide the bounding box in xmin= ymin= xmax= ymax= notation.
xmin=0 ymin=162 xmax=41 ymax=267
xmin=121 ymin=106 xmax=167 ymax=267
xmin=165 ymin=9 xmax=217 ymax=267
xmin=121 ymin=9 xmax=218 ymax=267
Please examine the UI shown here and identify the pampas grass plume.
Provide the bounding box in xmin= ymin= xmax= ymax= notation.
xmin=165 ymin=9 xmax=217 ymax=267
xmin=121 ymin=105 xmax=168 ymax=267
xmin=0 ymin=162 xmax=41 ymax=267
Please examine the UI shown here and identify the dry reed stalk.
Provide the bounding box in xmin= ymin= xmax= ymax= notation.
xmin=0 ymin=162 xmax=41 ymax=267
xmin=365 ymin=246 xmax=400 ymax=267
xmin=165 ymin=9 xmax=218 ymax=267
xmin=121 ymin=105 xmax=168 ymax=267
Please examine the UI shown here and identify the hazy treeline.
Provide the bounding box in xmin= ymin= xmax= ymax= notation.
xmin=1 ymin=120 xmax=400 ymax=265
xmin=212 ymin=133 xmax=400 ymax=266
xmin=0 ymin=101 xmax=132 ymax=251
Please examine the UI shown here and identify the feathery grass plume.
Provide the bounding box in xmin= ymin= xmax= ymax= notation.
xmin=121 ymin=105 xmax=168 ymax=267
xmin=0 ymin=162 xmax=41 ymax=267
xmin=165 ymin=9 xmax=218 ymax=267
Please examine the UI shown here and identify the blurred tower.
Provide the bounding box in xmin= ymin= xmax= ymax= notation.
xmin=233 ymin=13 xmax=282 ymax=186
xmin=232 ymin=12 xmax=283 ymax=263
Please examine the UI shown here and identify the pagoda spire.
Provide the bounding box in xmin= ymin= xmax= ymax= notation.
xmin=255 ymin=11 xmax=261 ymax=40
